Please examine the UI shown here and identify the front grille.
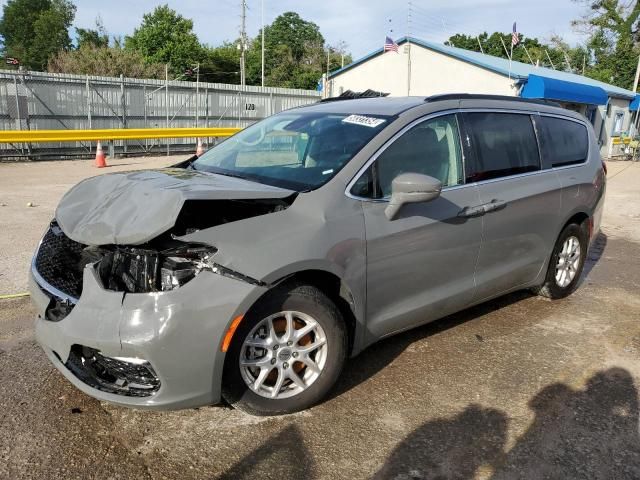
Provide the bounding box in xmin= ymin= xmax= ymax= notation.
xmin=65 ymin=345 xmax=160 ymax=397
xmin=34 ymin=223 xmax=86 ymax=300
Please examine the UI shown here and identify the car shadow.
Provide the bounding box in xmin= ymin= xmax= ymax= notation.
xmin=374 ymin=367 xmax=640 ymax=479
xmin=217 ymin=368 xmax=640 ymax=479
xmin=330 ymin=290 xmax=534 ymax=401
xmin=580 ymin=230 xmax=607 ymax=283
xmin=216 ymin=425 xmax=315 ymax=480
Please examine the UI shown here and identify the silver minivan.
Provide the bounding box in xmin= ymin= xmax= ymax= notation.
xmin=30 ymin=95 xmax=606 ymax=415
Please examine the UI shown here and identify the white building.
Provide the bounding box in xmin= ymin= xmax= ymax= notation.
xmin=327 ymin=37 xmax=639 ymax=157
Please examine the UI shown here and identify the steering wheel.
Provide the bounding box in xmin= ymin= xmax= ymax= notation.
xmin=237 ymin=124 xmax=266 ymax=147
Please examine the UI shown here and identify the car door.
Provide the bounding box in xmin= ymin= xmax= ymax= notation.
xmin=461 ymin=111 xmax=562 ymax=301
xmin=349 ymin=113 xmax=484 ymax=339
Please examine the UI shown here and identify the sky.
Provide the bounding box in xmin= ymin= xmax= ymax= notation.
xmin=67 ymin=0 xmax=588 ymax=59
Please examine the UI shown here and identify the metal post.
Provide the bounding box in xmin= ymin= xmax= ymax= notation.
xmin=86 ymin=76 xmax=92 ymax=155
xmin=86 ymin=76 xmax=92 ymax=129
xmin=195 ymin=62 xmax=200 ymax=128
xmin=406 ymin=1 xmax=412 ymax=96
xmin=143 ymin=85 xmax=148 ymax=153
xmin=12 ymin=75 xmax=21 ymax=131
xmin=12 ymin=75 xmax=25 ymax=156
xmin=633 ymin=55 xmax=640 ymax=93
xmin=120 ymin=74 xmax=127 ymax=154
xmin=165 ymin=64 xmax=170 ymax=156
xmin=545 ymin=49 xmax=556 ymax=70
xmin=240 ymin=0 xmax=247 ymax=86
xmin=205 ymin=86 xmax=209 ymax=127
xmin=261 ymin=0 xmax=265 ymax=87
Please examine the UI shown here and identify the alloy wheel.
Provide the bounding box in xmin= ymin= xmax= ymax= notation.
xmin=555 ymin=235 xmax=581 ymax=288
xmin=239 ymin=311 xmax=328 ymax=399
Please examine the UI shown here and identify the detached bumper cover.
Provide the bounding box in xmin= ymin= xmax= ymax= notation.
xmin=29 ymin=266 xmax=267 ymax=410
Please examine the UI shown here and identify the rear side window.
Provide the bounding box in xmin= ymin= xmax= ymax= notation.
xmin=464 ymin=113 xmax=541 ymax=182
xmin=538 ymin=116 xmax=589 ymax=167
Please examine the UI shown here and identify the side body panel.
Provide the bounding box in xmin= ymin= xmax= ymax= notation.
xmin=362 ymin=185 xmax=483 ymax=340
xmin=472 ymin=171 xmax=562 ymax=300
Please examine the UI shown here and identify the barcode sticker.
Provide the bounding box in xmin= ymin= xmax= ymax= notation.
xmin=342 ymin=115 xmax=386 ymax=128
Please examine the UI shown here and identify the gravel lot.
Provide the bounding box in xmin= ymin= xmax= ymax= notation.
xmin=0 ymin=159 xmax=639 ymax=479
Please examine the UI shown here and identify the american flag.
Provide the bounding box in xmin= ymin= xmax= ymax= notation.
xmin=384 ymin=36 xmax=399 ymax=53
xmin=512 ymin=22 xmax=520 ymax=47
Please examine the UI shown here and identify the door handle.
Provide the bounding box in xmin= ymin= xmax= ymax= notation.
xmin=457 ymin=205 xmax=487 ymax=218
xmin=483 ymin=199 xmax=507 ymax=213
xmin=458 ymin=199 xmax=507 ymax=218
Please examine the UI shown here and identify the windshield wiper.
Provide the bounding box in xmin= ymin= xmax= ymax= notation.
xmin=208 ymin=170 xmax=249 ymax=180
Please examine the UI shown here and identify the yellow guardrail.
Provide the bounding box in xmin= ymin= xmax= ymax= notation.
xmin=0 ymin=127 xmax=242 ymax=144
xmin=612 ymin=136 xmax=632 ymax=145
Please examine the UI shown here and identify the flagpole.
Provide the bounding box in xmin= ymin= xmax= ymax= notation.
xmin=509 ymin=40 xmax=513 ymax=80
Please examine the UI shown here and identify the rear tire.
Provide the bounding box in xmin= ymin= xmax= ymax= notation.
xmin=222 ymin=284 xmax=347 ymax=416
xmin=533 ymin=222 xmax=588 ymax=299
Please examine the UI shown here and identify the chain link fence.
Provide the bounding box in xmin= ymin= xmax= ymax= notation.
xmin=0 ymin=69 xmax=321 ymax=160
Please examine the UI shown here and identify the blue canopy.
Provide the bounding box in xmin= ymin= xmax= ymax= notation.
xmin=630 ymin=95 xmax=640 ymax=111
xmin=521 ymin=74 xmax=608 ymax=105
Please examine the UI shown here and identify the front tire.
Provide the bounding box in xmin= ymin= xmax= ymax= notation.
xmin=533 ymin=222 xmax=588 ymax=299
xmin=222 ymin=284 xmax=347 ymax=416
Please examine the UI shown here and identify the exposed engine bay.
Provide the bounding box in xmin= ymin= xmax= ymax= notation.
xmin=35 ymin=197 xmax=289 ymax=314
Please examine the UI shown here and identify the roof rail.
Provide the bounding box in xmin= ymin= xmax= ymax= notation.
xmin=320 ymin=89 xmax=390 ymax=103
xmin=425 ymin=93 xmax=561 ymax=107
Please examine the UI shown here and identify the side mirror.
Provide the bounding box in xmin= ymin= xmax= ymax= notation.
xmin=385 ymin=173 xmax=442 ymax=220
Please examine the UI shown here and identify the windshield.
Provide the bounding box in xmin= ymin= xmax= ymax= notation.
xmin=192 ymin=111 xmax=392 ymax=191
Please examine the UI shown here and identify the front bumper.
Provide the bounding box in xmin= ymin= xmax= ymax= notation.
xmin=29 ymin=265 xmax=267 ymax=410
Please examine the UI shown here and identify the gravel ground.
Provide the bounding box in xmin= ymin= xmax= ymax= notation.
xmin=0 ymin=159 xmax=639 ymax=479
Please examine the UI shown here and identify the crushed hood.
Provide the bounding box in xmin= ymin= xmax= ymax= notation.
xmin=55 ymin=168 xmax=294 ymax=245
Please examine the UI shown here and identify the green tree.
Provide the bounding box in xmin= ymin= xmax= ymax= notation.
xmin=48 ymin=44 xmax=165 ymax=78
xmin=446 ymin=32 xmax=589 ymax=73
xmin=573 ymin=0 xmax=640 ymax=88
xmin=0 ymin=0 xmax=75 ymax=70
xmin=244 ymin=12 xmax=332 ymax=89
xmin=76 ymin=16 xmax=109 ymax=49
xmin=125 ymin=4 xmax=203 ymax=77
xmin=200 ymin=43 xmax=240 ymax=84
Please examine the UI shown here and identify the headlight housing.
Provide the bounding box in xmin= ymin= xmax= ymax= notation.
xmin=159 ymin=245 xmax=215 ymax=291
xmin=97 ymin=243 xmax=217 ymax=293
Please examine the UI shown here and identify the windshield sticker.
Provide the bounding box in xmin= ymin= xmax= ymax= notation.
xmin=342 ymin=115 xmax=386 ymax=128
xmin=322 ymin=169 xmax=334 ymax=175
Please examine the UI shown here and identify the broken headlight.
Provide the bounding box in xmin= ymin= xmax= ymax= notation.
xmin=97 ymin=244 xmax=217 ymax=293
xmin=160 ymin=245 xmax=216 ymax=292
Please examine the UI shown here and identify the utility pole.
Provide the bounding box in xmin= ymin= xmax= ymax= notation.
xmin=239 ymin=0 xmax=247 ymax=86
xmin=477 ymin=36 xmax=484 ymax=54
xmin=326 ymin=47 xmax=331 ymax=76
xmin=406 ymin=1 xmax=412 ymax=96
xmin=261 ymin=0 xmax=265 ymax=87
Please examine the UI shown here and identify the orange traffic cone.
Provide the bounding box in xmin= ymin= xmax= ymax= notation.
xmin=94 ymin=141 xmax=107 ymax=168
xmin=196 ymin=138 xmax=205 ymax=157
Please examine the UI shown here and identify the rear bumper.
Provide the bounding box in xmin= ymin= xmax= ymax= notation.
xmin=29 ymin=266 xmax=267 ymax=410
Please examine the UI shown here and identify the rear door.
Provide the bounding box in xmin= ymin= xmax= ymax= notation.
xmin=461 ymin=111 xmax=562 ymax=301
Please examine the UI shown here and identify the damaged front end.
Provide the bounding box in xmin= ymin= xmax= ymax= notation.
xmin=32 ymin=219 xmax=265 ymax=323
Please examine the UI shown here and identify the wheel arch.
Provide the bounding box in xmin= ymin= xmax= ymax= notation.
xmin=268 ymin=269 xmax=360 ymax=356
xmin=559 ymin=210 xmax=591 ymax=240
xmin=233 ymin=267 xmax=362 ymax=357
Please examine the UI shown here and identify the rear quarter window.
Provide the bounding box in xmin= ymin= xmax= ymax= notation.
xmin=464 ymin=112 xmax=541 ymax=182
xmin=538 ymin=116 xmax=589 ymax=167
